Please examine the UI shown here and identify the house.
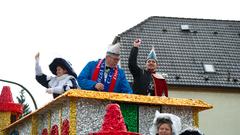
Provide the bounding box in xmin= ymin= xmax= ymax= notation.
xmin=116 ymin=16 xmax=240 ymax=135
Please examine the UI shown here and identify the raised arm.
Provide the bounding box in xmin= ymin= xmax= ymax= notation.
xmin=128 ymin=39 xmax=142 ymax=77
xmin=35 ymin=52 xmax=50 ymax=88
xmin=35 ymin=52 xmax=43 ymax=76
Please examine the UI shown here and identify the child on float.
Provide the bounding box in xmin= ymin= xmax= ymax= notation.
xmin=35 ymin=52 xmax=78 ymax=98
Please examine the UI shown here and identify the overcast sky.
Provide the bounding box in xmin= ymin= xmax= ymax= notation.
xmin=0 ymin=0 xmax=239 ymax=110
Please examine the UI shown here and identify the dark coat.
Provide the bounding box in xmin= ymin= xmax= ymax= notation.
xmin=128 ymin=47 xmax=155 ymax=95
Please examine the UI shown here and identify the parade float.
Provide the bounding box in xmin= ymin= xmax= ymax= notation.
xmin=0 ymin=86 xmax=212 ymax=135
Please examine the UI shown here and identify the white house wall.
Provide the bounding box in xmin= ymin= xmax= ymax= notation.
xmin=169 ymin=87 xmax=240 ymax=135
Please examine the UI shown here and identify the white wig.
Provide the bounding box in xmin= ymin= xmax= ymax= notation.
xmin=149 ymin=110 xmax=182 ymax=135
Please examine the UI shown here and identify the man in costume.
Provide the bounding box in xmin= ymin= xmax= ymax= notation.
xmin=77 ymin=42 xmax=132 ymax=94
xmin=128 ymin=39 xmax=168 ymax=96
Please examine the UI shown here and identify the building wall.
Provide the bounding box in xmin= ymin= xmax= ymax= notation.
xmin=169 ymin=86 xmax=240 ymax=135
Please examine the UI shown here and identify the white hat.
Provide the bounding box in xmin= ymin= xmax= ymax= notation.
xmin=106 ymin=42 xmax=120 ymax=56
xmin=149 ymin=110 xmax=182 ymax=135
xmin=147 ymin=46 xmax=157 ymax=62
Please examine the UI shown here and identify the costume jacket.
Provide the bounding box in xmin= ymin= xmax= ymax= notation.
xmin=77 ymin=59 xmax=133 ymax=94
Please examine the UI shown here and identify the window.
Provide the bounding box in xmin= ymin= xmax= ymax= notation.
xmin=203 ymin=64 xmax=216 ymax=73
xmin=181 ymin=25 xmax=190 ymax=31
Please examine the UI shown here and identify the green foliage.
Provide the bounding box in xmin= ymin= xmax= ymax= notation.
xmin=16 ymin=89 xmax=32 ymax=118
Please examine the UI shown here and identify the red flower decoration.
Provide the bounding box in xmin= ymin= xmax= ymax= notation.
xmin=61 ymin=119 xmax=70 ymax=135
xmin=42 ymin=128 xmax=48 ymax=135
xmin=100 ymin=104 xmax=127 ymax=132
xmin=50 ymin=125 xmax=59 ymax=135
